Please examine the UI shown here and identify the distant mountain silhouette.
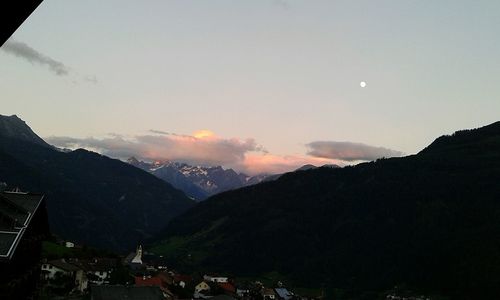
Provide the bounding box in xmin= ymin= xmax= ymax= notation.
xmin=0 ymin=114 xmax=194 ymax=252
xmin=127 ymin=158 xmax=274 ymax=201
xmin=153 ymin=121 xmax=500 ymax=299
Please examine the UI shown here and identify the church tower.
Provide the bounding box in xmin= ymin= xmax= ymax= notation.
xmin=131 ymin=245 xmax=143 ymax=264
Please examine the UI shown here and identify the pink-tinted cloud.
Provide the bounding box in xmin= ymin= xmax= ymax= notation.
xmin=46 ymin=132 xmax=400 ymax=175
xmin=46 ymin=131 xmax=267 ymax=170
xmin=306 ymin=141 xmax=403 ymax=161
xmin=45 ymin=131 xmax=341 ymax=175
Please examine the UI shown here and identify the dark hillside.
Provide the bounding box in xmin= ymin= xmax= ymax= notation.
xmin=0 ymin=115 xmax=194 ymax=252
xmin=154 ymin=122 xmax=500 ymax=299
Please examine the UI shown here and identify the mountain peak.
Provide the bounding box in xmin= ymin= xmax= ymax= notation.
xmin=0 ymin=114 xmax=51 ymax=148
xmin=127 ymin=156 xmax=140 ymax=164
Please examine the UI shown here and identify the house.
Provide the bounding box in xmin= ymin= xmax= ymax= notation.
xmin=195 ymin=281 xmax=211 ymax=293
xmin=194 ymin=281 xmax=213 ymax=298
xmin=41 ymin=259 xmax=88 ymax=292
xmin=71 ymin=257 xmax=117 ymax=285
xmin=275 ymin=288 xmax=294 ymax=300
xmin=0 ymin=191 xmax=49 ymax=299
xmin=73 ymin=258 xmax=117 ymax=284
xmin=91 ymin=285 xmax=165 ymax=300
xmin=235 ymin=284 xmax=250 ymax=297
xmin=262 ymin=288 xmax=277 ymax=300
xmin=203 ymin=274 xmax=229 ymax=283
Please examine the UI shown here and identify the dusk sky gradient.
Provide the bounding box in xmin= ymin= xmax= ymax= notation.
xmin=1 ymin=0 xmax=499 ymax=174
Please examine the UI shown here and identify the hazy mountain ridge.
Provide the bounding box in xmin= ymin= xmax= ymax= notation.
xmin=0 ymin=114 xmax=194 ymax=252
xmin=153 ymin=121 xmax=500 ymax=299
xmin=127 ymin=158 xmax=274 ymax=200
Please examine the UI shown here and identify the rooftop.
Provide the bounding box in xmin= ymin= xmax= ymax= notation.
xmin=47 ymin=259 xmax=81 ymax=272
xmin=0 ymin=191 xmax=44 ymax=260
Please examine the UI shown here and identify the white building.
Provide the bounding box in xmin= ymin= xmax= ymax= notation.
xmin=203 ymin=274 xmax=228 ymax=283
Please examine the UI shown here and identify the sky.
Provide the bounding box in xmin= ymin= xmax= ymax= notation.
xmin=1 ymin=0 xmax=500 ymax=174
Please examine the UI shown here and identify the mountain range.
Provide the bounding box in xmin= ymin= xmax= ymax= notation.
xmin=0 ymin=114 xmax=194 ymax=252
xmin=127 ymin=158 xmax=270 ymax=200
xmin=152 ymin=121 xmax=500 ymax=299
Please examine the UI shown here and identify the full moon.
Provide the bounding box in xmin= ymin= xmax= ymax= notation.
xmin=360 ymin=81 xmax=367 ymax=88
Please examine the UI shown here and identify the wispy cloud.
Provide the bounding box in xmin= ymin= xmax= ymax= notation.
xmin=1 ymin=40 xmax=69 ymax=76
xmin=149 ymin=129 xmax=171 ymax=135
xmin=306 ymin=141 xmax=403 ymax=161
xmin=1 ymin=39 xmax=97 ymax=83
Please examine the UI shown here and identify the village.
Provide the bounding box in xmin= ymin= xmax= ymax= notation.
xmin=38 ymin=240 xmax=314 ymax=300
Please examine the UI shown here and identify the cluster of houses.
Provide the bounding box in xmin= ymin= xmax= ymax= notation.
xmin=41 ymin=257 xmax=116 ymax=292
xmin=127 ymin=269 xmax=299 ymax=300
xmin=38 ymin=244 xmax=312 ymax=300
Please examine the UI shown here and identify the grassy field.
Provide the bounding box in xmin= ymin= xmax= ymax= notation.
xmin=41 ymin=241 xmax=73 ymax=258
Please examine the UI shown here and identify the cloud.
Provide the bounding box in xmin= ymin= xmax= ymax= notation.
xmin=46 ymin=131 xmax=267 ymax=169
xmin=1 ymin=40 xmax=70 ymax=76
xmin=149 ymin=129 xmax=171 ymax=135
xmin=46 ymin=131 xmax=403 ymax=174
xmin=46 ymin=131 xmax=342 ymax=175
xmin=306 ymin=141 xmax=403 ymax=161
xmin=1 ymin=39 xmax=98 ymax=83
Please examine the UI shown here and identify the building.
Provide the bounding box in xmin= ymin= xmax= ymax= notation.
xmin=236 ymin=284 xmax=250 ymax=298
xmin=195 ymin=281 xmax=211 ymax=293
xmin=262 ymin=288 xmax=277 ymax=300
xmin=275 ymin=288 xmax=294 ymax=300
xmin=203 ymin=274 xmax=229 ymax=283
xmin=0 ymin=191 xmax=49 ymax=299
xmin=131 ymin=245 xmax=143 ymax=264
xmin=41 ymin=258 xmax=88 ymax=292
xmin=71 ymin=257 xmax=118 ymax=285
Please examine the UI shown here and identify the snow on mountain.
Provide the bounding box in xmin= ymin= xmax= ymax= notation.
xmin=127 ymin=158 xmax=271 ymax=201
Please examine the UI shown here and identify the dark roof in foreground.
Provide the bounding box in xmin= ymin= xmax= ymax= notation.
xmin=91 ymin=285 xmax=164 ymax=300
xmin=0 ymin=191 xmax=44 ymax=260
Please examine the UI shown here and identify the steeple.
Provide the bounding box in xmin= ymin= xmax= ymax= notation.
xmin=131 ymin=245 xmax=143 ymax=264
